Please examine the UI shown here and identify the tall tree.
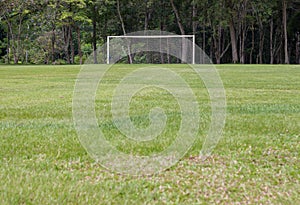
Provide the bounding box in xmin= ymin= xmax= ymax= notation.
xmin=206 ymin=0 xmax=230 ymax=64
xmin=283 ymin=0 xmax=289 ymax=64
xmin=86 ymin=0 xmax=101 ymax=64
xmin=44 ymin=0 xmax=62 ymax=64
xmin=224 ymin=0 xmax=239 ymax=63
xmin=170 ymin=0 xmax=187 ymax=63
xmin=116 ymin=0 xmax=133 ymax=63
xmin=59 ymin=0 xmax=89 ymax=64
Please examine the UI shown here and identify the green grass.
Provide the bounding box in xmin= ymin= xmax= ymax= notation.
xmin=0 ymin=64 xmax=299 ymax=204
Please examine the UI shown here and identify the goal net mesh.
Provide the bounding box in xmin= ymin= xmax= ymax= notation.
xmin=106 ymin=31 xmax=199 ymax=64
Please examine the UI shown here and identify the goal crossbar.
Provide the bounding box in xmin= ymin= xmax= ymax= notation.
xmin=107 ymin=35 xmax=195 ymax=64
xmin=107 ymin=35 xmax=195 ymax=38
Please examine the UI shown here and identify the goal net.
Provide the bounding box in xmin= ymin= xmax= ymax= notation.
xmin=106 ymin=31 xmax=196 ymax=64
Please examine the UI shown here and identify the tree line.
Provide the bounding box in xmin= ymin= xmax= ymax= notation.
xmin=0 ymin=0 xmax=300 ymax=64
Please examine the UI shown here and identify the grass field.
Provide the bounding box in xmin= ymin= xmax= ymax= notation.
xmin=0 ymin=64 xmax=299 ymax=204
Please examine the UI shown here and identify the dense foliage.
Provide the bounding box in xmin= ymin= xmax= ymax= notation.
xmin=0 ymin=0 xmax=300 ymax=64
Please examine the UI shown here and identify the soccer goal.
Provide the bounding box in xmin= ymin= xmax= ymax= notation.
xmin=106 ymin=34 xmax=196 ymax=64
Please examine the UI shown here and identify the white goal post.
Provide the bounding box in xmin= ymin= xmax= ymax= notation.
xmin=106 ymin=35 xmax=196 ymax=64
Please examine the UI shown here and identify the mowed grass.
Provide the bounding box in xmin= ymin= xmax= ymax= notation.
xmin=0 ymin=64 xmax=299 ymax=204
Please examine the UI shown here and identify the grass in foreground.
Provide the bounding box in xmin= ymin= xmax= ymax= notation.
xmin=0 ymin=64 xmax=299 ymax=204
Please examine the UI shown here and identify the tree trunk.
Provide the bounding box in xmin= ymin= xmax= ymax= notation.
xmin=92 ymin=4 xmax=98 ymax=64
xmin=7 ymin=23 xmax=10 ymax=64
xmin=229 ymin=19 xmax=239 ymax=63
xmin=192 ymin=1 xmax=197 ymax=35
xmin=159 ymin=0 xmax=166 ymax=64
xmin=144 ymin=6 xmax=151 ymax=63
xmin=117 ymin=0 xmax=133 ymax=64
xmin=25 ymin=50 xmax=28 ymax=64
xmin=8 ymin=21 xmax=18 ymax=64
xmin=270 ymin=18 xmax=274 ymax=64
xmin=144 ymin=3 xmax=152 ymax=31
xmin=250 ymin=25 xmax=254 ymax=64
xmin=218 ymin=25 xmax=222 ymax=64
xmin=13 ymin=51 xmax=18 ymax=64
xmin=239 ymin=26 xmax=246 ymax=64
xmin=283 ymin=0 xmax=289 ymax=64
xmin=213 ymin=34 xmax=220 ymax=64
xmin=167 ymin=38 xmax=170 ymax=63
xmin=51 ymin=27 xmax=56 ymax=64
xmin=258 ymin=18 xmax=264 ymax=64
xmin=213 ymin=23 xmax=230 ymax=64
xmin=160 ymin=11 xmax=165 ymax=64
xmin=210 ymin=37 xmax=213 ymax=60
xmin=239 ymin=0 xmax=248 ymax=64
xmin=296 ymin=32 xmax=300 ymax=64
xmin=274 ymin=38 xmax=283 ymax=64
xmin=202 ymin=24 xmax=206 ymax=63
xmin=70 ymin=26 xmax=74 ymax=64
xmin=117 ymin=0 xmax=126 ymax=36
xmin=16 ymin=14 xmax=23 ymax=64
xmin=213 ymin=24 xmax=222 ymax=64
xmin=159 ymin=29 xmax=164 ymax=64
xmin=77 ymin=26 xmax=83 ymax=64
xmin=160 ymin=41 xmax=164 ymax=64
xmin=170 ymin=0 xmax=185 ymax=35
xmin=63 ymin=26 xmax=71 ymax=64
xmin=6 ymin=15 xmax=20 ymax=64
xmin=170 ymin=0 xmax=187 ymax=63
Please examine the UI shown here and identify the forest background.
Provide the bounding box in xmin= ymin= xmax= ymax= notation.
xmin=0 ymin=0 xmax=300 ymax=65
